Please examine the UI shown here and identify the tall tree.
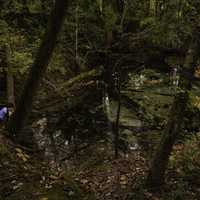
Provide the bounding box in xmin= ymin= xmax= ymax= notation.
xmin=146 ymin=34 xmax=200 ymax=188
xmin=7 ymin=0 xmax=68 ymax=137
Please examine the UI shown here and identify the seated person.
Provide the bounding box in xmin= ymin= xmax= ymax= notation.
xmin=0 ymin=102 xmax=15 ymax=123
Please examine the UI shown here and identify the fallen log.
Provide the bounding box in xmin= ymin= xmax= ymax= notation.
xmin=34 ymin=67 xmax=103 ymax=114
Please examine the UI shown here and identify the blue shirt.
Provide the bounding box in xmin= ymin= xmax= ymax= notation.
xmin=0 ymin=107 xmax=8 ymax=120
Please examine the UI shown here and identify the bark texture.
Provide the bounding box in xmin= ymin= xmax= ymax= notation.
xmin=7 ymin=69 xmax=15 ymax=106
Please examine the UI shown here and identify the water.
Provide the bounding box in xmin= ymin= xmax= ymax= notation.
xmin=170 ymin=67 xmax=180 ymax=92
xmin=103 ymin=92 xmax=111 ymax=120
xmin=102 ymin=88 xmax=142 ymax=153
xmin=32 ymin=117 xmax=56 ymax=165
xmin=127 ymin=73 xmax=147 ymax=90
xmin=104 ymin=100 xmax=142 ymax=128
xmin=103 ymin=91 xmax=113 ymax=135
xmin=31 ymin=84 xmax=144 ymax=165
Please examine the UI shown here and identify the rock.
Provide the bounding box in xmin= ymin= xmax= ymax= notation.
xmin=68 ymin=191 xmax=75 ymax=196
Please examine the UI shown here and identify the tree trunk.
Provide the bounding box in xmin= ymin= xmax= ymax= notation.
xmin=5 ymin=46 xmax=15 ymax=107
xmin=0 ymin=46 xmax=10 ymax=105
xmin=7 ymin=0 xmax=68 ymax=136
xmin=114 ymin=77 xmax=121 ymax=159
xmin=7 ymin=70 xmax=15 ymax=107
xmin=36 ymin=68 xmax=103 ymax=113
xmin=146 ymin=38 xmax=200 ymax=188
xmin=149 ymin=0 xmax=156 ymax=16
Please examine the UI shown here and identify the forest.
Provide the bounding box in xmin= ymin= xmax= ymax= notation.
xmin=1 ymin=0 xmax=200 ymax=199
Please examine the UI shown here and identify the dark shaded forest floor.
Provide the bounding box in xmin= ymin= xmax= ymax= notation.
xmin=1 ymin=132 xmax=200 ymax=200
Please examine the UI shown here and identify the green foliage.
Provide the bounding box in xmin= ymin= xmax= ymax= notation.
xmin=140 ymin=16 xmax=155 ymax=27
xmin=104 ymin=5 xmax=118 ymax=31
xmin=190 ymin=95 xmax=200 ymax=111
xmin=28 ymin=1 xmax=43 ymax=13
xmin=10 ymin=51 xmax=32 ymax=74
xmin=8 ymin=0 xmax=24 ymax=13
xmin=0 ymin=0 xmax=199 ymax=79
xmin=48 ymin=49 xmax=67 ymax=75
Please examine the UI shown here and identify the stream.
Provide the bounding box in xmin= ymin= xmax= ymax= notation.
xmin=31 ymin=69 xmax=185 ymax=166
